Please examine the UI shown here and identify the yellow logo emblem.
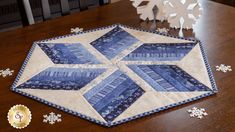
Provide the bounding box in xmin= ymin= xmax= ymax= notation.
xmin=7 ymin=104 xmax=32 ymax=129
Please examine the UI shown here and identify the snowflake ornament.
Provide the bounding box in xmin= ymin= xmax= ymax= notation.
xmin=164 ymin=0 xmax=202 ymax=29
xmin=156 ymin=27 xmax=169 ymax=34
xmin=187 ymin=107 xmax=208 ymax=119
xmin=216 ymin=64 xmax=232 ymax=73
xmin=130 ymin=0 xmax=166 ymax=21
xmin=43 ymin=112 xmax=62 ymax=124
xmin=0 ymin=68 xmax=14 ymax=77
xmin=71 ymin=27 xmax=83 ymax=34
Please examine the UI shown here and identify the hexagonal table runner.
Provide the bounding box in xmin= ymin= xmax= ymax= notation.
xmin=11 ymin=24 xmax=217 ymax=127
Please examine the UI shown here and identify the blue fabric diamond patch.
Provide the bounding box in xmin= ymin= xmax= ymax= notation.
xmin=123 ymin=43 xmax=196 ymax=61
xmin=84 ymin=70 xmax=145 ymax=122
xmin=91 ymin=26 xmax=139 ymax=59
xmin=17 ymin=67 xmax=106 ymax=90
xmin=38 ymin=43 xmax=101 ymax=64
xmin=128 ymin=65 xmax=211 ymax=92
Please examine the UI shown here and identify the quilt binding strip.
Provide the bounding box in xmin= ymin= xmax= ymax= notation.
xmin=11 ymin=24 xmax=218 ymax=127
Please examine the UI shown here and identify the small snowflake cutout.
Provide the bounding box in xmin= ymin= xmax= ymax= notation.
xmin=71 ymin=27 xmax=83 ymax=34
xmin=156 ymin=28 xmax=169 ymax=34
xmin=0 ymin=68 xmax=14 ymax=77
xmin=43 ymin=112 xmax=62 ymax=124
xmin=187 ymin=107 xmax=208 ymax=119
xmin=216 ymin=64 xmax=232 ymax=73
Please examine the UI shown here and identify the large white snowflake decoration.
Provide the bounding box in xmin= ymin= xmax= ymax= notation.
xmin=43 ymin=112 xmax=62 ymax=124
xmin=187 ymin=107 xmax=208 ymax=119
xmin=216 ymin=64 xmax=232 ymax=73
xmin=0 ymin=68 xmax=14 ymax=77
xmin=130 ymin=0 xmax=166 ymax=21
xmin=164 ymin=0 xmax=202 ymax=29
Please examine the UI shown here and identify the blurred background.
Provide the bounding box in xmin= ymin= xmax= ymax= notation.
xmin=0 ymin=0 xmax=234 ymax=32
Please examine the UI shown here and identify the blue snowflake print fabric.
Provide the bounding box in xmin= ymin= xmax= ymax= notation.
xmin=12 ymin=24 xmax=217 ymax=127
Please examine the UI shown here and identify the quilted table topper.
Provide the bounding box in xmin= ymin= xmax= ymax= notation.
xmin=12 ymin=24 xmax=217 ymax=127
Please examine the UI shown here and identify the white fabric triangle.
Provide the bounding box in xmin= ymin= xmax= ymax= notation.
xmin=19 ymin=89 xmax=107 ymax=123
xmin=121 ymin=26 xmax=193 ymax=44
xmin=45 ymin=27 xmax=115 ymax=44
xmin=15 ymin=45 xmax=54 ymax=87
xmin=113 ymin=91 xmax=209 ymax=122
xmin=177 ymin=44 xmax=212 ymax=89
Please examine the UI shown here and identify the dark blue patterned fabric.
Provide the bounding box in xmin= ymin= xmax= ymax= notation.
xmin=83 ymin=70 xmax=145 ymax=122
xmin=91 ymin=26 xmax=139 ymax=59
xmin=128 ymin=65 xmax=211 ymax=92
xmin=123 ymin=43 xmax=196 ymax=61
xmin=38 ymin=43 xmax=101 ymax=64
xmin=17 ymin=67 xmax=106 ymax=90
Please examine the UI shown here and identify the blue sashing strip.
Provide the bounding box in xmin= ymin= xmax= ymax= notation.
xmin=11 ymin=24 xmax=218 ymax=127
xmin=84 ymin=70 xmax=145 ymax=122
xmin=16 ymin=67 xmax=106 ymax=90
xmin=128 ymin=65 xmax=212 ymax=92
xmin=123 ymin=43 xmax=197 ymax=61
xmin=91 ymin=26 xmax=139 ymax=59
xmin=38 ymin=43 xmax=101 ymax=64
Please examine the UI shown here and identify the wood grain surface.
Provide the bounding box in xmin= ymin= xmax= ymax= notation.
xmin=0 ymin=0 xmax=234 ymax=132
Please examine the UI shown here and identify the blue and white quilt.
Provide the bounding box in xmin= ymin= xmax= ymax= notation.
xmin=11 ymin=24 xmax=217 ymax=127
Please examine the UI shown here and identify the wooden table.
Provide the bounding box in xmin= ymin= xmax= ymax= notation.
xmin=0 ymin=0 xmax=234 ymax=131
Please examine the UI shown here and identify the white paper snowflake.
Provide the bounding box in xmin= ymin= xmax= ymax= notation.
xmin=71 ymin=27 xmax=83 ymax=34
xmin=0 ymin=68 xmax=14 ymax=77
xmin=187 ymin=107 xmax=208 ymax=119
xmin=216 ymin=64 xmax=232 ymax=73
xmin=130 ymin=0 xmax=166 ymax=21
xmin=156 ymin=27 xmax=169 ymax=34
xmin=164 ymin=0 xmax=202 ymax=29
xmin=43 ymin=112 xmax=62 ymax=124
